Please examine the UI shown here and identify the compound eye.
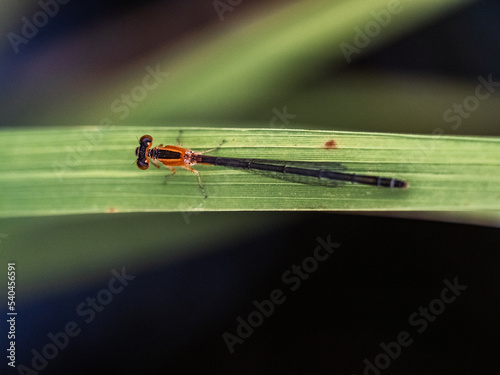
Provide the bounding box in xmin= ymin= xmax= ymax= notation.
xmin=139 ymin=135 xmax=153 ymax=145
xmin=136 ymin=159 xmax=149 ymax=170
xmin=135 ymin=147 xmax=140 ymax=157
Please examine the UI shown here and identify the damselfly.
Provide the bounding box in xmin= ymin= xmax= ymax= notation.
xmin=135 ymin=135 xmax=407 ymax=198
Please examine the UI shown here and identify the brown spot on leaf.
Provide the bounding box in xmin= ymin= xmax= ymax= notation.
xmin=324 ymin=140 xmax=337 ymax=150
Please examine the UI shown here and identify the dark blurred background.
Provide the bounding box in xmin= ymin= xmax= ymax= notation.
xmin=1 ymin=1 xmax=500 ymax=374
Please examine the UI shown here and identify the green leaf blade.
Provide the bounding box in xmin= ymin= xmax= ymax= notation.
xmin=1 ymin=126 xmax=499 ymax=217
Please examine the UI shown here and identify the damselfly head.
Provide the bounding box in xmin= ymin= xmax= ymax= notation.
xmin=136 ymin=135 xmax=153 ymax=170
